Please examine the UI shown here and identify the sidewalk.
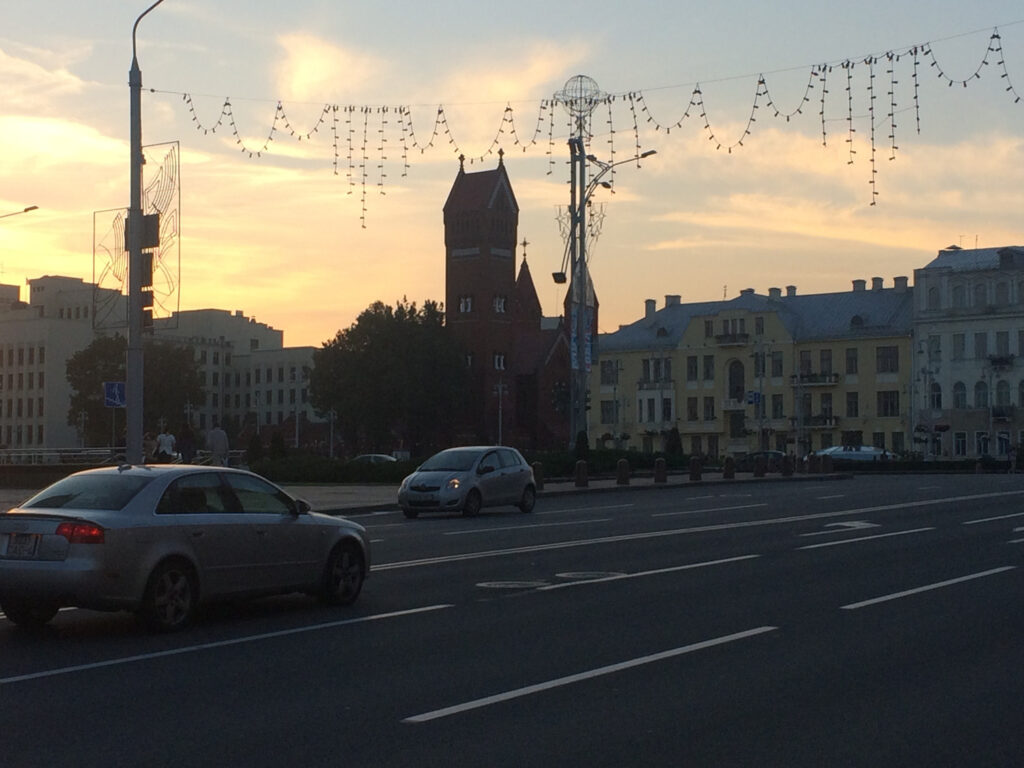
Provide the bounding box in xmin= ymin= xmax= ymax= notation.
xmin=0 ymin=471 xmax=849 ymax=517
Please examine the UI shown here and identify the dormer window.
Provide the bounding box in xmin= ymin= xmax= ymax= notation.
xmin=459 ymin=295 xmax=473 ymax=313
xmin=493 ymin=295 xmax=507 ymax=313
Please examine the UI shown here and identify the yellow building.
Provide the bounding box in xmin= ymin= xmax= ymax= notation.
xmin=591 ymin=278 xmax=913 ymax=459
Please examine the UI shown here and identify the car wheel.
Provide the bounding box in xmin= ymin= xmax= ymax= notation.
xmin=518 ymin=485 xmax=536 ymax=513
xmin=402 ymin=507 xmax=419 ymax=519
xmin=140 ymin=559 xmax=198 ymax=632
xmin=321 ymin=541 xmax=365 ymax=605
xmin=2 ymin=601 xmax=58 ymax=629
xmin=462 ymin=489 xmax=482 ymax=517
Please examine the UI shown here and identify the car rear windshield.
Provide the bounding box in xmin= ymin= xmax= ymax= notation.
xmin=21 ymin=475 xmax=153 ymax=511
xmin=419 ymin=449 xmax=482 ymax=472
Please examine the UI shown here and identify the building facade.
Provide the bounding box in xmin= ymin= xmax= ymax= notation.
xmin=912 ymin=245 xmax=1024 ymax=460
xmin=591 ymin=277 xmax=914 ymax=459
xmin=0 ymin=275 xmax=319 ymax=453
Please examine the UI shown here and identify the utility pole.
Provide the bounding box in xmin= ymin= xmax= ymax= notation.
xmin=493 ymin=377 xmax=508 ymax=445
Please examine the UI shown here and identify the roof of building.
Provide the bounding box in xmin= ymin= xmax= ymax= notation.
xmin=922 ymin=245 xmax=1024 ymax=272
xmin=599 ymin=285 xmax=914 ymax=352
xmin=442 ymin=157 xmax=518 ymax=214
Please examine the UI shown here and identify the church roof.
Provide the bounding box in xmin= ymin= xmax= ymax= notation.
xmin=515 ymin=259 xmax=542 ymax=320
xmin=443 ymin=158 xmax=519 ymax=213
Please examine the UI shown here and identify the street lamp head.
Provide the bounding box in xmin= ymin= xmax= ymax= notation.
xmin=640 ymin=150 xmax=657 ymax=159
xmin=23 ymin=205 xmax=38 ymax=213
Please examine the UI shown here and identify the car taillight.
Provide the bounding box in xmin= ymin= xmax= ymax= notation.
xmin=55 ymin=521 xmax=105 ymax=544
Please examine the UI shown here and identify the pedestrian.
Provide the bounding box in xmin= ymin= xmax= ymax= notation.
xmin=178 ymin=422 xmax=196 ymax=464
xmin=142 ymin=432 xmax=158 ymax=464
xmin=155 ymin=428 xmax=176 ymax=463
xmin=1009 ymin=446 xmax=1017 ymax=474
xmin=206 ymin=420 xmax=229 ymax=466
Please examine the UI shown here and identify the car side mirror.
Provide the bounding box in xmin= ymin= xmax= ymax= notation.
xmin=294 ymin=498 xmax=312 ymax=516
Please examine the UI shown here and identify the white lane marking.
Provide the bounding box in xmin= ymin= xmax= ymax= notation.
xmin=816 ymin=494 xmax=846 ymax=500
xmin=537 ymin=555 xmax=760 ymax=591
xmin=375 ymin=489 xmax=1024 ymax=571
xmin=798 ymin=527 xmax=934 ymax=550
xmin=444 ymin=518 xmax=612 ymax=536
xmin=0 ymin=605 xmax=452 ymax=686
xmin=963 ymin=510 xmax=1024 ymax=525
xmin=538 ymin=503 xmax=635 ymax=515
xmin=403 ymin=626 xmax=778 ymax=723
xmin=841 ymin=567 xmax=1016 ymax=610
xmin=652 ymin=503 xmax=767 ymax=518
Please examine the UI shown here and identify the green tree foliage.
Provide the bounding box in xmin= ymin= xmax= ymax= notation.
xmin=65 ymin=335 xmax=203 ymax=446
xmin=309 ymin=298 xmax=468 ymax=456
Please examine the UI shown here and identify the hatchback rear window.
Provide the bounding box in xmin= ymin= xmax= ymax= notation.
xmin=21 ymin=475 xmax=152 ymax=511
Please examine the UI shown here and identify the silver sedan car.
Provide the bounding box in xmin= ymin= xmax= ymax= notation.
xmin=0 ymin=465 xmax=369 ymax=631
xmin=397 ymin=446 xmax=536 ymax=518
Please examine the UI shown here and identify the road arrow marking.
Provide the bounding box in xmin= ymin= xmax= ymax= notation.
xmin=799 ymin=520 xmax=880 ymax=537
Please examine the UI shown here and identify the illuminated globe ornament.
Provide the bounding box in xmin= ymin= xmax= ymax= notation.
xmin=554 ymin=74 xmax=606 ymax=122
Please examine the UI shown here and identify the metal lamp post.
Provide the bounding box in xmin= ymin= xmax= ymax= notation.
xmin=0 ymin=206 xmax=38 ymax=221
xmin=555 ymin=75 xmax=656 ymax=448
xmin=126 ymin=0 xmax=166 ymax=464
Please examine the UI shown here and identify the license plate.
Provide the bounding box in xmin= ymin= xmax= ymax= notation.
xmin=5 ymin=533 xmax=40 ymax=558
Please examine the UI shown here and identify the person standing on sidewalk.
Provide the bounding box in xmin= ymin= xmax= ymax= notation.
xmin=207 ymin=420 xmax=229 ymax=466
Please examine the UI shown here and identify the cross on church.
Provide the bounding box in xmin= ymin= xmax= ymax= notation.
xmin=520 ymin=238 xmax=529 ymax=261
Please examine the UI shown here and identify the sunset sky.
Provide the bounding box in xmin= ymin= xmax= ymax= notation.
xmin=2 ymin=1 xmax=1023 ymax=347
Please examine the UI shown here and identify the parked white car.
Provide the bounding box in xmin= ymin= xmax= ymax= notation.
xmin=814 ymin=446 xmax=896 ymax=462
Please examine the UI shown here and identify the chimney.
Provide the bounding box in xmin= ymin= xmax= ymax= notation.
xmin=645 ymin=299 xmax=656 ymax=318
xmin=768 ymin=287 xmax=782 ymax=299
xmin=786 ymin=285 xmax=797 ymax=297
xmin=872 ymin=276 xmax=883 ymax=291
xmin=740 ymin=288 xmax=754 ymax=296
xmin=893 ymin=276 xmax=908 ymax=292
xmin=852 ymin=279 xmax=866 ymax=292
xmin=664 ymin=294 xmax=681 ymax=308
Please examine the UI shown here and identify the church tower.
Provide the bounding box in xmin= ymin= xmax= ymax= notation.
xmin=443 ymin=151 xmax=520 ymax=442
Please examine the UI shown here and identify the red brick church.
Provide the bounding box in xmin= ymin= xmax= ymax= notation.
xmin=443 ymin=152 xmax=579 ymax=449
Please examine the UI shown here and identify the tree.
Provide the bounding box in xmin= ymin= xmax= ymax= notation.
xmin=309 ymin=298 xmax=468 ymax=456
xmin=66 ymin=335 xmax=203 ymax=447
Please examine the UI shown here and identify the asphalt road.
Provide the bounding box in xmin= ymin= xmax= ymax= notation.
xmin=1 ymin=474 xmax=1022 ymax=767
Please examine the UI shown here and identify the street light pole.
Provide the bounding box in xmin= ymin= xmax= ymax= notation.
xmin=126 ymin=0 xmax=166 ymax=464
xmin=0 ymin=206 xmax=38 ymax=221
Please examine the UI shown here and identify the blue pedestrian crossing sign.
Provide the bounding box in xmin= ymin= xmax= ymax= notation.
xmin=103 ymin=381 xmax=127 ymax=408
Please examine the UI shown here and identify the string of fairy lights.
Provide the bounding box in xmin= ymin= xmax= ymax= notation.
xmin=157 ymin=26 xmax=1022 ymax=226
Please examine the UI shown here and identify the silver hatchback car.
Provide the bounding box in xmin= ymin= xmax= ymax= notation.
xmin=0 ymin=465 xmax=369 ymax=631
xmin=398 ymin=446 xmax=536 ymax=518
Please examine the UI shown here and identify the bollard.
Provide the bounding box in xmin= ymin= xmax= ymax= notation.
xmin=653 ymin=457 xmax=667 ymax=484
xmin=616 ymin=458 xmax=630 ymax=485
xmin=782 ymin=454 xmax=794 ymax=477
xmin=574 ymin=459 xmax=589 ymax=487
xmin=753 ymin=455 xmax=766 ymax=478
xmin=531 ymin=461 xmax=544 ymax=491
xmin=821 ymin=454 xmax=833 ymax=473
xmin=723 ymin=456 xmax=735 ymax=479
xmin=808 ymin=454 xmax=821 ymax=474
xmin=689 ymin=456 xmax=702 ymax=481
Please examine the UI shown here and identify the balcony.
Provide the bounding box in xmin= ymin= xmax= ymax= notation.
xmin=636 ymin=379 xmax=674 ymax=391
xmin=992 ymin=405 xmax=1015 ymax=421
xmin=988 ymin=354 xmax=1015 ymax=371
xmin=790 ymin=372 xmax=839 ymax=387
xmin=790 ymin=414 xmax=840 ymax=429
xmin=714 ymin=333 xmax=750 ymax=347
